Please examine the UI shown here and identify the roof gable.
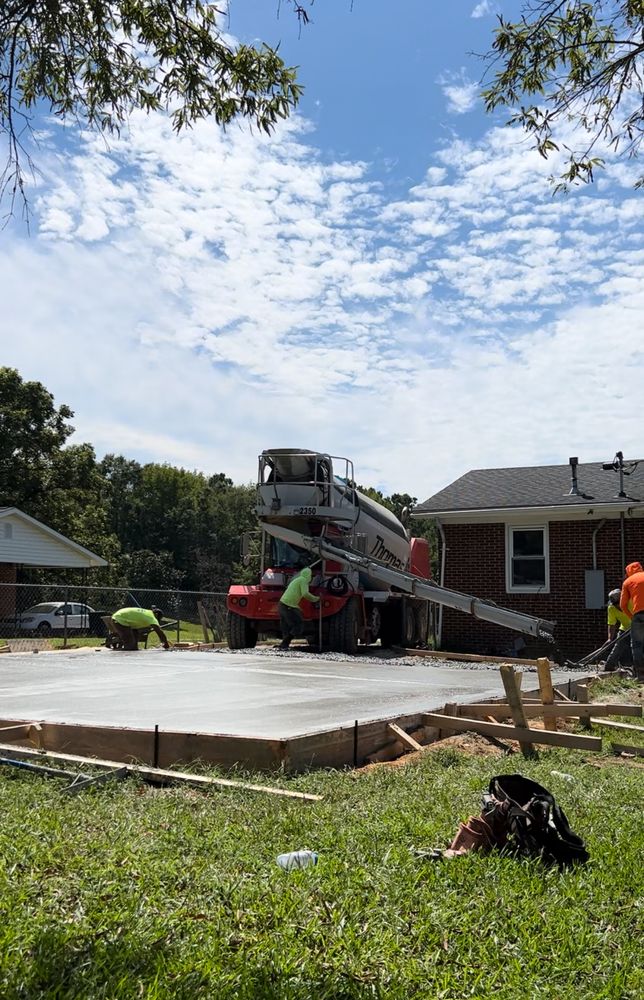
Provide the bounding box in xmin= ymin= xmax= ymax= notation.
xmin=416 ymin=460 xmax=644 ymax=516
xmin=0 ymin=508 xmax=108 ymax=568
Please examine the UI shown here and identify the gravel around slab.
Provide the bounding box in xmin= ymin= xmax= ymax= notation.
xmin=210 ymin=645 xmax=557 ymax=671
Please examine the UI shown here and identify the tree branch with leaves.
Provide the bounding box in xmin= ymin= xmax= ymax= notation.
xmin=0 ymin=1 xmax=305 ymax=218
xmin=482 ymin=1 xmax=644 ymax=189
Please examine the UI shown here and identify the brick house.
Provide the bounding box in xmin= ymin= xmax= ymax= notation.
xmin=0 ymin=507 xmax=107 ymax=625
xmin=413 ymin=457 xmax=644 ymax=661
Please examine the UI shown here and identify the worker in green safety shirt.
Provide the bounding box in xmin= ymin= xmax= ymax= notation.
xmin=110 ymin=606 xmax=170 ymax=651
xmin=278 ymin=566 xmax=319 ymax=650
xmin=604 ymin=588 xmax=632 ymax=671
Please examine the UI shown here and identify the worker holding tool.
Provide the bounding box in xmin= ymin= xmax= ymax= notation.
xmin=277 ymin=566 xmax=320 ymax=650
xmin=620 ymin=562 xmax=644 ymax=680
xmin=604 ymin=589 xmax=632 ymax=671
xmin=110 ymin=606 xmax=170 ymax=651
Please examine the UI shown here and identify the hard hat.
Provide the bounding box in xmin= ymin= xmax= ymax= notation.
xmin=608 ymin=589 xmax=621 ymax=604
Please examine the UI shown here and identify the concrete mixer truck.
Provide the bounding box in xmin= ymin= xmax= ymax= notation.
xmin=226 ymin=449 xmax=555 ymax=655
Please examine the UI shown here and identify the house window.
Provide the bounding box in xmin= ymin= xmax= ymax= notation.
xmin=506 ymin=525 xmax=549 ymax=593
xmin=1 ymin=524 xmax=12 ymax=539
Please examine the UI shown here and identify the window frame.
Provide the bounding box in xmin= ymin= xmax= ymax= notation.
xmin=505 ymin=523 xmax=550 ymax=594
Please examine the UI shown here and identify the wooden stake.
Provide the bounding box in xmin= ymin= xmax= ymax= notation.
xmin=440 ymin=702 xmax=458 ymax=739
xmin=577 ymin=683 xmax=591 ymax=729
xmin=197 ymin=601 xmax=212 ymax=643
xmin=499 ymin=664 xmax=534 ymax=756
xmin=537 ymin=656 xmax=557 ymax=732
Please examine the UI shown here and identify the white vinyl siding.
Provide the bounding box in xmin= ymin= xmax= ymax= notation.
xmin=0 ymin=513 xmax=105 ymax=568
xmin=506 ymin=524 xmax=550 ymax=594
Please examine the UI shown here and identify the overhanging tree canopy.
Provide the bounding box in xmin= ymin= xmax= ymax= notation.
xmin=482 ymin=1 xmax=644 ymax=189
xmin=0 ymin=1 xmax=303 ymax=214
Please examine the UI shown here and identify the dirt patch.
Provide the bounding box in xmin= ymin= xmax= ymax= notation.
xmin=357 ymin=732 xmax=508 ymax=772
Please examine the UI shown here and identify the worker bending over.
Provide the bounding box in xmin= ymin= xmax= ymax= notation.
xmin=110 ymin=606 xmax=170 ymax=651
xmin=604 ymin=588 xmax=632 ymax=671
xmin=278 ymin=566 xmax=320 ymax=650
xmin=620 ymin=562 xmax=644 ymax=681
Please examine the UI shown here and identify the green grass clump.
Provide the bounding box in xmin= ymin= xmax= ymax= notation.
xmin=0 ymin=745 xmax=642 ymax=999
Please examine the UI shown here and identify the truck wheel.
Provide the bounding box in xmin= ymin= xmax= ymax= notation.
xmin=402 ymin=603 xmax=417 ymax=648
xmin=414 ymin=603 xmax=429 ymax=647
xmin=328 ymin=598 xmax=359 ymax=655
xmin=227 ymin=612 xmax=258 ymax=649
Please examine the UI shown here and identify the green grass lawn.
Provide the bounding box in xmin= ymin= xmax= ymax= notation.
xmin=0 ymin=680 xmax=642 ymax=999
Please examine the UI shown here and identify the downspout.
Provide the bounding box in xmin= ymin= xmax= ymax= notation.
xmin=620 ymin=512 xmax=625 ymax=571
xmin=436 ymin=520 xmax=446 ymax=648
xmin=591 ymin=519 xmax=607 ymax=570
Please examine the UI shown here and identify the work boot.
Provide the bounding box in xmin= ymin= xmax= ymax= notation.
xmin=277 ymin=640 xmax=290 ymax=651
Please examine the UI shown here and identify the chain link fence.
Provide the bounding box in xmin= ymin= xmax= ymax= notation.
xmin=0 ymin=582 xmax=229 ymax=650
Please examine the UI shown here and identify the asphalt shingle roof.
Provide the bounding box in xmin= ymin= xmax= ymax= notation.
xmin=416 ymin=460 xmax=644 ymax=514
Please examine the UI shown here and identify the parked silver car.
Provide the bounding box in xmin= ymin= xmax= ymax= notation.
xmin=18 ymin=602 xmax=95 ymax=634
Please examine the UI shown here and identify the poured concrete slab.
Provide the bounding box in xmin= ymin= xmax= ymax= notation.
xmin=0 ymin=647 xmax=575 ymax=739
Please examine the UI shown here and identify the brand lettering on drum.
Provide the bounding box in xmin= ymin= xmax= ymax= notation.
xmin=371 ymin=535 xmax=404 ymax=569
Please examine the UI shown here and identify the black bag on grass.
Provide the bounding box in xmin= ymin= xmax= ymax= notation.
xmin=482 ymin=774 xmax=589 ymax=869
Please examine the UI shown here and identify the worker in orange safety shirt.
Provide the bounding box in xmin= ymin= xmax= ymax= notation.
xmin=620 ymin=562 xmax=644 ymax=681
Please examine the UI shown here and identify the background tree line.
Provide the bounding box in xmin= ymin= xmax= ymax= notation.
xmin=1 ymin=368 xmax=436 ymax=591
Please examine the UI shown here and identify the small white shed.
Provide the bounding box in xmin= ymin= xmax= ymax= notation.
xmin=0 ymin=507 xmax=107 ymax=618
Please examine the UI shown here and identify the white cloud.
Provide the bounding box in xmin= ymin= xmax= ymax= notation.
xmin=471 ymin=1 xmax=494 ymax=17
xmin=1 ymin=100 xmax=643 ymax=501
xmin=438 ymin=70 xmax=480 ymax=114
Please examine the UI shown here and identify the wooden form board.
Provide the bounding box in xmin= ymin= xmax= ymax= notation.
xmin=0 ymin=722 xmax=41 ymax=738
xmin=0 ymin=717 xmax=291 ymax=773
xmin=589 ymin=718 xmax=644 ymax=733
xmin=454 ymin=702 xmax=642 ymax=719
xmin=0 ymin=743 xmax=322 ymax=801
xmin=423 ymin=713 xmax=602 ymax=751
xmin=401 ymin=648 xmax=550 ymax=667
xmin=0 ymin=709 xmax=433 ymax=774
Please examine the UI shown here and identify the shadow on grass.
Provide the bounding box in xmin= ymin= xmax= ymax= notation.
xmin=5 ymin=924 xmax=382 ymax=1000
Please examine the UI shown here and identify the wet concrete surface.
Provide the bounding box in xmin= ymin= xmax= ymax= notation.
xmin=0 ymin=648 xmax=576 ymax=739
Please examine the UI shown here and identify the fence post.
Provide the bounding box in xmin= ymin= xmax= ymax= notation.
xmin=63 ymin=586 xmax=69 ymax=649
xmin=175 ymin=590 xmax=180 ymax=644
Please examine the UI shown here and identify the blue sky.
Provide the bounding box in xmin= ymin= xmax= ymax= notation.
xmin=1 ymin=1 xmax=642 ymax=499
